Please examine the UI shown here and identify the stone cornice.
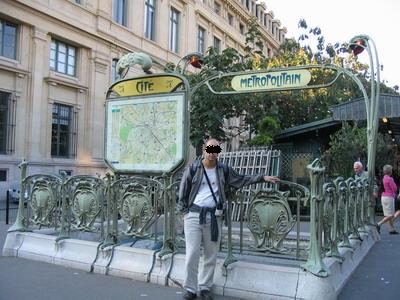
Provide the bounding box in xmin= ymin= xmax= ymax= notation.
xmin=0 ymin=62 xmax=30 ymax=77
xmin=44 ymin=76 xmax=88 ymax=92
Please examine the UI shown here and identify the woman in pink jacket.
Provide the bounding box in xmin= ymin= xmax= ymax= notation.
xmin=377 ymin=164 xmax=400 ymax=234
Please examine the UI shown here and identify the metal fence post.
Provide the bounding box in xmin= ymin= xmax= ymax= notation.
xmin=301 ymin=158 xmax=328 ymax=277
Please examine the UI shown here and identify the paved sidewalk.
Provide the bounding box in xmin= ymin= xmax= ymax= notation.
xmin=338 ymin=222 xmax=400 ymax=300
xmin=0 ymin=222 xmax=240 ymax=300
xmin=2 ymin=215 xmax=400 ymax=300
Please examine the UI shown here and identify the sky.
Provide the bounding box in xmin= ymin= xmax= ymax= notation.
xmin=264 ymin=0 xmax=400 ymax=89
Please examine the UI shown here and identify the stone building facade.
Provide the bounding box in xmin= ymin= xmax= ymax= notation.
xmin=0 ymin=0 xmax=286 ymax=197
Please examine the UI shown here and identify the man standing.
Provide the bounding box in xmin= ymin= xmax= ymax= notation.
xmin=354 ymin=161 xmax=368 ymax=179
xmin=178 ymin=138 xmax=279 ymax=300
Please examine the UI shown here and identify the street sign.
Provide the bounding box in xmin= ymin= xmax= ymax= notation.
xmin=231 ymin=69 xmax=312 ymax=92
xmin=110 ymin=75 xmax=183 ymax=97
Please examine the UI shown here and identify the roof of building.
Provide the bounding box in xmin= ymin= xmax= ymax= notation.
xmin=330 ymin=94 xmax=400 ymax=120
xmin=274 ymin=94 xmax=400 ymax=143
xmin=274 ymin=117 xmax=341 ymax=140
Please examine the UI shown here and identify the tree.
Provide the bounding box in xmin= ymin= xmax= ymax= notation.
xmin=180 ymin=18 xmax=399 ymax=150
xmin=265 ymin=19 xmax=398 ymax=129
xmin=184 ymin=18 xmax=280 ymax=150
xmin=322 ymin=122 xmax=397 ymax=178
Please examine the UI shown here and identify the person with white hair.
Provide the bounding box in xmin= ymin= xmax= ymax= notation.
xmin=353 ymin=161 xmax=368 ymax=179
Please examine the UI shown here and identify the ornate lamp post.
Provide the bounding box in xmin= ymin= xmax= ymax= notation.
xmin=174 ymin=51 xmax=204 ymax=74
xmin=349 ymin=35 xmax=381 ymax=224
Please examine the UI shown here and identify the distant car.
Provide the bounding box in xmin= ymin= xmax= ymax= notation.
xmin=7 ymin=187 xmax=28 ymax=204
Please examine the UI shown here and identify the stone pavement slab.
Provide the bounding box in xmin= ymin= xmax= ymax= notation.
xmin=0 ymin=222 xmax=240 ymax=300
xmin=338 ymin=221 xmax=400 ymax=300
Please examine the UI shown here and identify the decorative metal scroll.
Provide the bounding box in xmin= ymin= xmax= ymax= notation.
xmin=361 ymin=178 xmax=370 ymax=225
xmin=355 ymin=178 xmax=367 ymax=233
xmin=25 ymin=174 xmax=63 ymax=228
xmin=346 ymin=178 xmax=362 ymax=240
xmin=110 ymin=177 xmax=162 ymax=237
xmin=62 ymin=176 xmax=106 ymax=232
xmin=247 ymin=190 xmax=296 ymax=252
xmin=334 ymin=177 xmax=352 ymax=249
xmin=301 ymin=158 xmax=329 ymax=277
xmin=322 ymin=182 xmax=343 ymax=260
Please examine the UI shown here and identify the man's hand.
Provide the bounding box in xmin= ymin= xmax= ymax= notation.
xmin=263 ymin=175 xmax=279 ymax=183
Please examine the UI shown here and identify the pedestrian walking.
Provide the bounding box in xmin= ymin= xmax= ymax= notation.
xmin=376 ymin=164 xmax=400 ymax=234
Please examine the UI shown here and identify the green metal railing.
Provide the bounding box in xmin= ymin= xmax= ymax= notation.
xmin=9 ymin=157 xmax=374 ymax=278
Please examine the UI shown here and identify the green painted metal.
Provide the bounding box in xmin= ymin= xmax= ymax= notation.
xmin=110 ymin=176 xmax=162 ymax=238
xmin=355 ymin=178 xmax=368 ymax=234
xmin=65 ymin=176 xmax=106 ymax=232
xmin=346 ymin=178 xmax=362 ymax=241
xmin=349 ymin=35 xmax=380 ymax=225
xmin=322 ymin=182 xmax=343 ymax=260
xmin=8 ymin=161 xmax=30 ymax=232
xmin=247 ymin=190 xmax=296 ymax=252
xmin=7 ymin=40 xmax=381 ymax=280
xmin=26 ymin=174 xmax=62 ymax=229
xmin=302 ymin=158 xmax=329 ymax=277
xmin=8 ymin=155 xmax=372 ymax=279
xmin=159 ymin=175 xmax=180 ymax=257
xmin=335 ymin=178 xmax=353 ymax=249
xmin=116 ymin=52 xmax=152 ymax=78
xmin=104 ymin=73 xmax=190 ymax=176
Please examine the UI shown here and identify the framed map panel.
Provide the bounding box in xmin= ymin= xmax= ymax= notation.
xmin=105 ymin=92 xmax=186 ymax=174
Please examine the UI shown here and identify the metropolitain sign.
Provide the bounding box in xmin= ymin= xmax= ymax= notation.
xmin=231 ymin=69 xmax=312 ymax=92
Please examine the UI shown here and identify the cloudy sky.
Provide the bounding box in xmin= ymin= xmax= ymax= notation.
xmin=265 ymin=0 xmax=400 ymax=88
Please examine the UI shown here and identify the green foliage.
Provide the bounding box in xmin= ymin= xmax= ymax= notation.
xmin=322 ymin=122 xmax=397 ymax=177
xmin=185 ymin=17 xmax=399 ymax=150
xmin=248 ymin=116 xmax=280 ymax=146
xmin=322 ymin=122 xmax=367 ymax=177
xmin=187 ymin=18 xmax=279 ymax=148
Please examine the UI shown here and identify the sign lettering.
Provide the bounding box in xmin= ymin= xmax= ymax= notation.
xmin=112 ymin=76 xmax=183 ymax=97
xmin=231 ymin=70 xmax=312 ymax=92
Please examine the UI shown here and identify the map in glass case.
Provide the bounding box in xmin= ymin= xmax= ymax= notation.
xmin=106 ymin=93 xmax=185 ymax=173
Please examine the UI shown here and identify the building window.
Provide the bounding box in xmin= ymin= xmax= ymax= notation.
xmin=169 ymin=8 xmax=180 ymax=53
xmin=214 ymin=1 xmax=221 ymax=15
xmin=51 ymin=103 xmax=77 ymax=158
xmin=245 ymin=0 xmax=250 ymax=10
xmin=0 ymin=91 xmax=16 ymax=154
xmin=0 ymin=170 xmax=6 ymax=181
xmin=50 ymin=40 xmax=76 ymax=76
xmin=228 ymin=13 xmax=233 ymax=26
xmin=112 ymin=58 xmax=121 ymax=82
xmin=74 ymin=0 xmax=81 ymax=4
xmin=145 ymin=0 xmax=156 ymax=41
xmin=113 ymin=0 xmax=127 ymax=26
xmin=197 ymin=26 xmax=206 ymax=54
xmin=213 ymin=36 xmax=221 ymax=54
xmin=0 ymin=19 xmax=17 ymax=60
xmin=239 ymin=23 xmax=245 ymax=35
